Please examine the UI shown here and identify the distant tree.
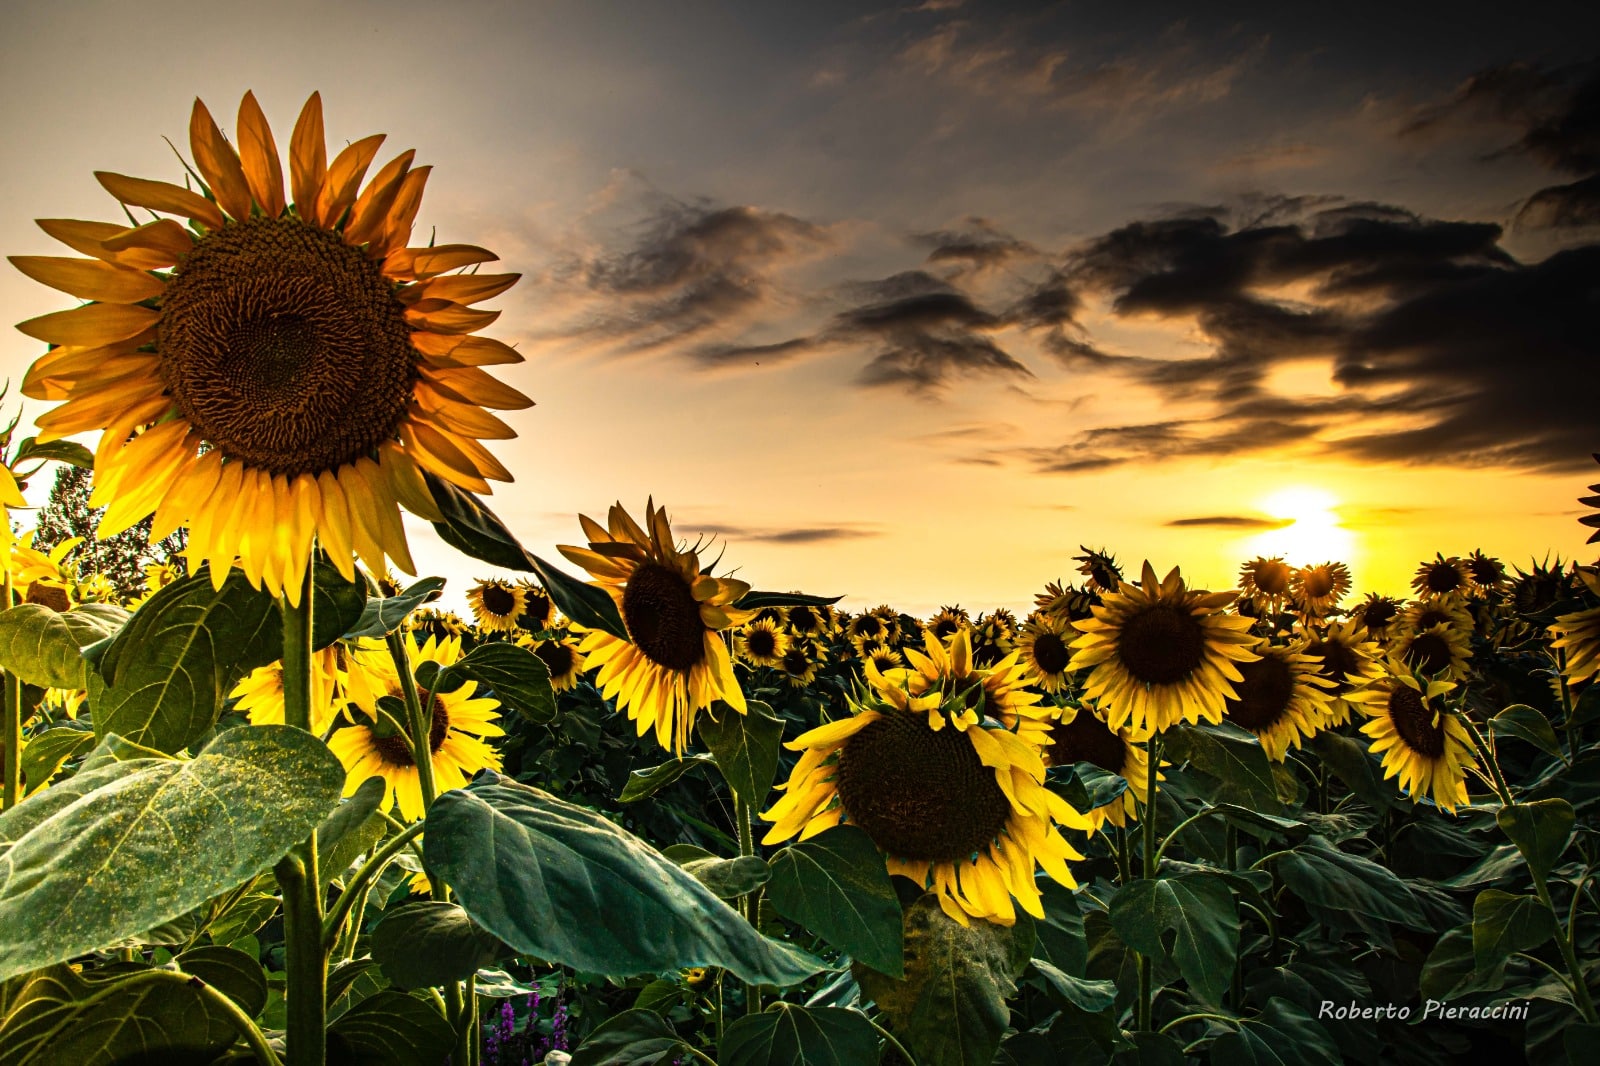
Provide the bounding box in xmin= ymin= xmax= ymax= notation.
xmin=31 ymin=465 xmax=188 ymax=602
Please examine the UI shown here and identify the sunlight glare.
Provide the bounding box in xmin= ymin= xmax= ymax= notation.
xmin=1248 ymin=486 xmax=1356 ymax=566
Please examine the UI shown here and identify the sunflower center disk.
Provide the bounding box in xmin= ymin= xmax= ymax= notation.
xmin=158 ymin=217 xmax=417 ymax=478
xmin=518 ymin=594 xmax=553 ymax=630
xmin=1255 ymin=563 xmax=1291 ymax=596
xmin=1388 ymin=686 xmax=1446 ymax=758
xmin=1405 ymin=632 xmax=1455 ymax=675
xmin=1031 ymin=632 xmax=1071 ymax=674
xmin=480 ymin=584 xmax=518 ymax=617
xmin=1118 ymin=604 xmax=1205 ymax=685
xmin=372 ymin=693 xmax=450 ymax=766
xmin=1304 ymin=572 xmax=1335 ymax=598
xmin=746 ymin=629 xmax=778 ymax=658
xmin=1048 ymin=710 xmax=1128 ymax=776
xmin=1308 ymin=638 xmax=1357 ymax=695
xmin=836 ymin=712 xmax=1013 ymax=863
xmin=534 ymin=642 xmax=575 ymax=676
xmin=622 ymin=563 xmax=706 ymax=671
xmin=1224 ymin=656 xmax=1295 ymax=731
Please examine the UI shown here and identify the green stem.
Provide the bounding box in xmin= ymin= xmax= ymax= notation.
xmin=1226 ymin=824 xmax=1242 ymax=1009
xmin=386 ymin=629 xmax=439 ymax=809
xmin=455 ymin=973 xmax=478 ymax=1066
xmin=1137 ymin=732 xmax=1161 ymax=1031
xmin=1152 ymin=804 xmax=1225 ymax=868
xmin=3 ymin=569 xmax=18 ymax=810
xmin=322 ymin=820 xmax=427 ymax=951
xmin=1159 ymin=1011 xmax=1238 ymax=1034
xmin=277 ymin=572 xmax=326 ymax=1066
xmin=1530 ymin=864 xmax=1598 ymax=1023
xmin=734 ymin=795 xmax=762 ymax=1016
xmin=1461 ymin=717 xmax=1514 ymax=807
xmin=677 ymin=1046 xmax=719 ymax=1066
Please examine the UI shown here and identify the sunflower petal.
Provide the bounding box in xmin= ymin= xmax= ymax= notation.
xmin=99 ymin=220 xmax=193 ymax=268
xmin=17 ymin=303 xmax=158 ymax=346
xmin=237 ymin=91 xmax=286 ymax=218
xmin=419 ymin=364 xmax=533 ymax=410
xmin=406 ymin=272 xmax=520 ymax=307
xmin=315 ymin=133 xmax=386 ymax=229
xmin=345 ymin=149 xmax=415 ymax=249
xmin=95 ymin=171 xmax=225 ymax=229
xmin=8 ymin=256 xmax=165 ymax=304
xmin=384 ymin=244 xmax=498 ymax=281
xmin=289 ymin=92 xmax=327 ymax=214
xmin=189 ymin=97 xmax=254 ymax=221
xmin=375 ymin=166 xmax=431 ymax=259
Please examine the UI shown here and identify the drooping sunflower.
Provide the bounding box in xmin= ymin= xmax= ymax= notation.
xmin=327 ymin=632 xmax=503 ymax=821
xmin=524 ymin=634 xmax=588 ymax=692
xmin=1042 ymin=704 xmax=1149 ymax=830
xmin=1412 ymin=555 xmax=1468 ymax=597
xmin=1017 ymin=611 xmax=1076 ymax=694
xmin=1511 ymin=557 xmax=1577 ymax=617
xmin=1299 ymin=618 xmax=1385 ymax=726
xmin=467 ymin=577 xmax=525 ymax=633
xmin=1549 ymin=604 xmax=1600 ymax=688
xmin=1351 ymin=593 xmax=1404 ymax=644
xmin=735 ymin=616 xmax=790 ymax=669
xmin=229 ymin=644 xmax=349 ymax=733
xmin=515 ymin=579 xmax=557 ymax=633
xmin=1075 ymin=546 xmax=1124 ymax=594
xmin=1238 ymin=556 xmax=1294 ymax=612
xmin=762 ymin=636 xmax=1090 ymax=927
xmin=1068 ymin=562 xmax=1258 ymax=737
xmin=1398 ymin=593 xmax=1474 ymax=639
xmin=1292 ymin=562 xmax=1352 ymax=616
xmin=971 ymin=609 xmax=1018 ymax=667
xmin=410 ymin=608 xmax=466 ymax=642
xmin=13 ymin=92 xmax=532 ymax=603
xmin=1349 ymin=663 xmax=1475 ymax=813
xmin=1222 ymin=640 xmax=1335 ymax=761
xmin=558 ymin=500 xmax=753 ymax=755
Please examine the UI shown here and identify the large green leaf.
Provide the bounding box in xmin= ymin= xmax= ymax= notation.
xmin=1109 ymin=873 xmax=1239 ymax=1005
xmin=0 ymin=603 xmax=128 ymax=689
xmin=720 ymin=1003 xmax=879 ymax=1066
xmin=1496 ymin=799 xmax=1575 ymax=881
xmin=16 ymin=724 xmax=94 ymax=796
xmin=618 ymin=754 xmax=717 ymax=803
xmin=11 ymin=437 xmax=93 ymax=469
xmin=317 ymin=776 xmax=387 ymax=889
xmin=1029 ymin=958 xmax=1116 ymax=1012
xmin=529 ymin=553 xmax=628 ymax=641
xmin=679 ymin=855 xmax=771 ymax=899
xmin=1473 ymin=889 xmax=1557 ymax=971
xmin=571 ymin=1008 xmax=688 ymax=1066
xmin=370 ymin=901 xmax=514 ymax=988
xmin=1030 ymin=879 xmax=1087 ymax=975
xmin=1307 ymin=731 xmax=1396 ymax=812
xmin=1163 ymin=725 xmax=1282 ymax=811
xmin=0 ymin=725 xmax=345 ymax=981
xmin=424 ymin=772 xmax=823 ymax=985
xmin=1210 ymin=998 xmax=1342 ymax=1066
xmin=731 ymin=590 xmax=844 ymax=610
xmin=326 ymin=989 xmax=456 ymax=1066
xmin=697 ymin=699 xmax=784 ymax=808
xmin=766 ymin=825 xmax=904 ymax=977
xmin=344 ymin=577 xmax=447 ymax=638
xmin=853 ymin=893 xmax=1033 ymax=1066
xmin=175 ymin=944 xmax=269 ymax=1018
xmin=1419 ymin=925 xmax=1507 ymax=1000
xmin=1490 ymin=705 xmax=1565 ymax=762
xmin=0 ymin=965 xmax=238 ymax=1066
xmin=1273 ymin=836 xmax=1427 ymax=929
xmin=431 ymin=641 xmax=556 ymax=724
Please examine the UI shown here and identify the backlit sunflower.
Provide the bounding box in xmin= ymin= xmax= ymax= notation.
xmin=13 ymin=92 xmax=531 ymax=604
xmin=1352 ymin=593 xmax=1403 ymax=644
xmin=923 ymin=605 xmax=969 ymax=644
xmin=467 ymin=577 xmax=525 ymax=633
xmin=1511 ymin=557 xmax=1576 ymax=617
xmin=1292 ymin=562 xmax=1351 ymax=616
xmin=1398 ymin=594 xmax=1473 ymax=640
xmin=864 ymin=644 xmax=904 ymax=674
xmin=783 ymin=602 xmax=831 ymax=641
xmin=524 ymin=634 xmax=587 ymax=692
xmin=1075 ymin=546 xmax=1123 ymax=594
xmin=1300 ymin=618 xmax=1385 ymax=726
xmin=515 ymin=580 xmax=557 ymax=632
xmin=1549 ymin=604 xmax=1600 ymax=688
xmin=1222 ymin=640 xmax=1335 ymax=761
xmin=1464 ymin=550 xmax=1509 ymax=597
xmin=1017 ymin=611 xmax=1076 ymax=694
xmin=1412 ymin=555 xmax=1468 ymax=597
xmin=229 ymin=644 xmax=349 ymax=733
xmin=410 ymin=608 xmax=466 ymax=642
xmin=735 ymin=616 xmax=790 ymax=669
xmin=1582 ymin=453 xmax=1600 ymax=544
xmin=1238 ymin=556 xmax=1293 ymax=612
xmin=1043 ymin=704 xmax=1149 ymax=830
xmin=1068 ymin=563 xmax=1258 ymax=737
xmin=846 ymin=610 xmax=891 ymax=649
xmin=558 ymin=500 xmax=753 ymax=755
xmin=762 ymin=639 xmax=1090 ymax=927
xmin=1392 ymin=621 xmax=1472 ymax=679
xmin=327 ymin=632 xmax=503 ymax=821
xmin=1349 ymin=663 xmax=1474 ymax=812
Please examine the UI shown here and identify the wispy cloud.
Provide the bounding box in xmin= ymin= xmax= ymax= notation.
xmin=1167 ymin=515 xmax=1294 ymax=529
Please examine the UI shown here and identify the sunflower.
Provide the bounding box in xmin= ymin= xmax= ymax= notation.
xmin=1292 ymin=562 xmax=1352 ymax=616
xmin=10 ymin=532 xmax=80 ymax=612
xmin=1043 ymin=704 xmax=1149 ymax=830
xmin=1017 ymin=611 xmax=1076 ymax=694
xmin=558 ymin=500 xmax=753 ymax=756
xmin=1392 ymin=621 xmax=1472 ymax=679
xmin=1238 ymin=556 xmax=1293 ymax=612
xmin=923 ymin=606 xmax=969 ymax=644
xmin=971 ymin=610 xmax=1018 ymax=667
xmin=327 ymin=632 xmax=503 ymax=821
xmin=1299 ymin=618 xmax=1385 ymax=726
xmin=514 ymin=580 xmax=558 ymax=633
xmin=1222 ymin=641 xmax=1335 ymax=761
xmin=13 ymin=91 xmax=531 ymax=604
xmin=887 ymin=628 xmax=1048 ymax=733
xmin=864 ymin=644 xmax=904 ymax=675
xmin=1549 ymin=605 xmax=1600 ymax=688
xmin=229 ymin=644 xmax=349 ymax=733
xmin=1464 ymin=550 xmax=1509 ymax=597
xmin=762 ymin=640 xmax=1090 ymax=927
xmin=1410 ymin=555 xmax=1468 ymax=597
xmin=1068 ymin=562 xmax=1258 ymax=737
xmin=846 ymin=610 xmax=891 ymax=649
xmin=735 ymin=617 xmax=790 ymax=669
xmin=777 ymin=638 xmax=824 ymax=689
xmin=1075 ymin=546 xmax=1123 ymax=594
xmin=1351 ymin=593 xmax=1404 ymax=643
xmin=1511 ymin=557 xmax=1577 ymax=617
xmin=1349 ymin=663 xmax=1474 ymax=812
xmin=1582 ymin=453 xmax=1600 ymax=544
xmin=525 ymin=634 xmax=588 ymax=692
xmin=1398 ymin=593 xmax=1474 ymax=639
xmin=783 ymin=602 xmax=832 ymax=641
xmin=74 ymin=572 xmax=118 ymax=605
xmin=467 ymin=577 xmax=525 ymax=633
xmin=410 ymin=608 xmax=466 ymax=642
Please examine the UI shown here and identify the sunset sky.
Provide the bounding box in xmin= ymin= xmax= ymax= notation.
xmin=2 ymin=1 xmax=1597 ymax=617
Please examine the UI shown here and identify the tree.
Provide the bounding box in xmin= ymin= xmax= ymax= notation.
xmin=31 ymin=465 xmax=188 ymax=602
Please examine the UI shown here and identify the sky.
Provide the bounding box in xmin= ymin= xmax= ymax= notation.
xmin=2 ymin=1 xmax=1598 ymax=618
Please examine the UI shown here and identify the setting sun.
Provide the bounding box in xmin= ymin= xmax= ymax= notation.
xmin=1249 ymin=486 xmax=1358 ymax=568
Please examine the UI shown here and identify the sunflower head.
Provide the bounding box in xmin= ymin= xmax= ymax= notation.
xmin=1291 ymin=561 xmax=1352 ymax=616
xmin=1075 ymin=546 xmax=1124 ymax=593
xmin=558 ymin=499 xmax=753 ymax=755
xmin=1579 ymin=452 xmax=1600 ymax=544
xmin=1222 ymin=640 xmax=1335 ymax=761
xmin=525 ymin=634 xmax=587 ymax=692
xmin=514 ymin=580 xmax=557 ymax=632
xmin=1464 ymin=550 xmax=1509 ymax=596
xmin=1239 ymin=556 xmax=1293 ymax=606
xmin=14 ymin=91 xmax=532 ymax=603
xmin=467 ymin=578 xmax=525 ymax=633
xmin=1017 ymin=611 xmax=1076 ymax=694
xmin=1352 ymin=592 xmax=1403 ymax=640
xmin=1349 ymin=661 xmax=1474 ymax=812
xmin=1549 ymin=604 xmax=1600 ymax=688
xmin=923 ymin=605 xmax=969 ymax=644
xmin=1412 ymin=555 xmax=1468 ymax=597
xmin=736 ymin=616 xmax=791 ymax=668
xmin=1511 ymin=557 xmax=1577 ymax=618
xmin=1033 ymin=580 xmax=1098 ymax=625
xmin=1043 ymin=704 xmax=1149 ymax=829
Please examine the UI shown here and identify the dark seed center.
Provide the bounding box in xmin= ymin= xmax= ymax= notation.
xmin=1388 ymin=685 xmax=1445 ymax=758
xmin=1308 ymin=637 xmax=1358 ymax=696
xmin=25 ymin=583 xmax=71 ymax=613
xmin=1303 ymin=570 xmax=1335 ymax=598
xmin=480 ymin=584 xmax=517 ymax=616
xmin=745 ymin=628 xmax=779 ymax=658
xmin=1424 ymin=565 xmax=1463 ymax=593
xmin=622 ymin=563 xmax=706 ymax=671
xmin=1048 ymin=709 xmax=1128 ymax=776
xmin=1253 ymin=562 xmax=1291 ymax=595
xmin=159 ymin=217 xmax=417 ymax=478
xmin=837 ymin=712 xmax=1013 ymax=862
xmin=1405 ymin=631 xmax=1455 ymax=676
xmin=1031 ymin=631 xmax=1071 ymax=674
xmin=533 ymin=641 xmax=576 ymax=677
xmin=1118 ymin=604 xmax=1205 ymax=685
xmin=1225 ymin=655 xmax=1296 ymax=732
xmin=371 ymin=692 xmax=449 ymax=766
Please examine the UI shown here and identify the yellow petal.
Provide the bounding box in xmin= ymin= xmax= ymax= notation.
xmin=189 ymin=97 xmax=254 ymax=222
xmin=400 ymin=422 xmax=491 ymax=493
xmin=237 ymin=91 xmax=286 ymax=218
xmin=289 ymin=92 xmax=327 ymax=215
xmin=17 ymin=302 xmax=158 ymax=346
xmin=345 ymin=149 xmax=415 ymax=249
xmin=9 ymin=256 xmax=164 ymax=303
xmin=315 ymin=469 xmax=357 ymax=582
xmin=379 ymin=441 xmax=443 ymax=523
xmin=383 ymin=243 xmax=498 ymax=281
xmin=375 ymin=166 xmax=431 ymax=259
xmin=100 ymin=219 xmax=192 ymax=268
xmin=419 ymin=364 xmax=533 ymax=410
xmin=95 ymin=171 xmax=224 ymax=229
xmin=407 ymin=272 xmax=520 ymax=307
xmin=315 ymin=133 xmax=386 ymax=229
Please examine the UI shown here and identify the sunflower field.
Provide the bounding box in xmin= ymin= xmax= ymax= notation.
xmin=1 ymin=93 xmax=1598 ymax=1066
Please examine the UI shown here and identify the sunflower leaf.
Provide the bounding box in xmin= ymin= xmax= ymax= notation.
xmin=1495 ymin=799 xmax=1575 ymax=881
xmin=680 ymin=855 xmax=771 ymax=899
xmin=326 ymin=989 xmax=457 ymax=1066
xmin=571 ymin=1008 xmax=689 ymax=1066
xmin=767 ymin=825 xmax=905 ymax=977
xmin=697 ymin=699 xmax=784 ymax=808
xmin=174 ymin=944 xmax=269 ymax=1018
xmin=529 ymin=553 xmax=628 ymax=641
xmin=1272 ymin=836 xmax=1429 ymax=929
xmin=1210 ymin=998 xmax=1342 ymax=1066
xmin=344 ymin=577 xmax=447 ymax=639
xmin=1109 ymin=873 xmax=1239 ymax=1006
xmin=0 ymin=603 xmax=129 ymax=690
xmin=10 ymin=437 xmax=94 ymax=469
xmin=1028 ymin=959 xmax=1117 ymax=1013
xmin=719 ymin=1003 xmax=880 ymax=1066
xmin=618 ymin=754 xmax=718 ymax=803
xmin=317 ymin=776 xmax=388 ymax=890
xmin=1307 ymin=731 xmax=1397 ymax=812
xmin=422 ymin=471 xmax=538 ymax=570
xmin=370 ymin=901 xmax=517 ymax=988
xmin=1489 ymin=705 xmax=1565 ymax=763
xmin=1472 ymin=889 xmax=1557 ymax=971
xmin=732 ymin=590 xmax=845 ymax=610
xmin=431 ymin=641 xmax=555 ymax=724
xmin=424 ymin=772 xmax=825 ymax=985
xmin=1161 ymin=725 xmax=1282 ymax=812
xmin=0 ymin=725 xmax=345 ymax=983
xmin=15 ymin=723 xmax=94 ymax=797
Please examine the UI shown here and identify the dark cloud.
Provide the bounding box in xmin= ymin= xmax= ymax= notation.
xmin=915 ymin=217 xmax=1037 ymax=274
xmin=685 ymin=522 xmax=881 ymax=545
xmin=1167 ymin=516 xmax=1294 ymax=530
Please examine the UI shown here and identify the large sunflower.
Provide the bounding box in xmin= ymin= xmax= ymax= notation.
xmin=762 ymin=636 xmax=1089 ymax=927
xmin=1222 ymin=640 xmax=1335 ymax=761
xmin=558 ymin=500 xmax=753 ymax=755
xmin=1043 ymin=704 xmax=1149 ymax=830
xmin=1068 ymin=562 xmax=1258 ymax=737
xmin=1349 ymin=663 xmax=1475 ymax=813
xmin=327 ymin=633 xmax=503 ymax=820
xmin=1549 ymin=603 xmax=1600 ymax=688
xmin=1391 ymin=621 xmax=1473 ymax=680
xmin=13 ymin=92 xmax=531 ymax=603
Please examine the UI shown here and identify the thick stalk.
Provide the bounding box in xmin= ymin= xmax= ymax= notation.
xmin=322 ymin=820 xmax=427 ymax=951
xmin=1556 ymin=647 xmax=1579 ymax=755
xmin=1137 ymin=732 xmax=1161 ymax=1031
xmin=2 ymin=572 xmax=17 ymax=810
xmin=277 ymin=571 xmax=326 ymax=1066
xmin=735 ymin=795 xmax=762 ymax=1015
xmin=386 ymin=629 xmax=438 ymax=808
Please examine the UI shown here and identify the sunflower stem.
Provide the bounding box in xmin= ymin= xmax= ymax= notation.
xmin=2 ymin=571 xmax=18 ymax=811
xmin=278 ymin=574 xmax=328 ymax=1066
xmin=322 ymin=819 xmax=426 ymax=951
xmin=1137 ymin=732 xmax=1161 ymax=1030
xmin=386 ymin=629 xmax=440 ymax=810
xmin=1460 ymin=716 xmax=1514 ymax=807
xmin=1555 ymin=647 xmax=1580 ymax=756
xmin=734 ymin=794 xmax=763 ymax=1016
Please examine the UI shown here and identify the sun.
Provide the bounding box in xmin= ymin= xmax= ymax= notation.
xmin=1248 ymin=486 xmax=1355 ymax=566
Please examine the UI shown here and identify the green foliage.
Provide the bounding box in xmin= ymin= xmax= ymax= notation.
xmin=1110 ymin=873 xmax=1239 ymax=1006
xmin=370 ymin=902 xmax=515 ymax=988
xmin=0 ymin=603 xmax=127 ymax=690
xmin=719 ymin=1003 xmax=879 ymax=1066
xmin=1496 ymin=798 xmax=1576 ymax=880
xmin=766 ymin=824 xmax=905 ymax=977
xmin=696 ymin=698 xmax=784 ymax=808
xmin=325 ymin=989 xmax=457 ymax=1066
xmin=344 ymin=576 xmax=447 ymax=638
xmin=428 ymin=640 xmax=556 ymax=724
xmin=571 ymin=1008 xmax=690 ymax=1065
